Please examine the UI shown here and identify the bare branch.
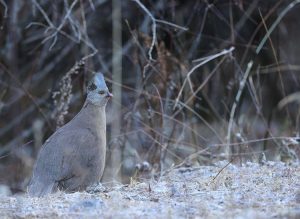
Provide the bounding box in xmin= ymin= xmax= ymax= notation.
xmin=256 ymin=0 xmax=300 ymax=54
xmin=227 ymin=60 xmax=253 ymax=146
xmin=174 ymin=47 xmax=235 ymax=109
xmin=155 ymin=19 xmax=188 ymax=31
xmin=131 ymin=0 xmax=157 ymax=61
xmin=0 ymin=0 xmax=8 ymax=18
xmin=132 ymin=0 xmax=188 ymax=61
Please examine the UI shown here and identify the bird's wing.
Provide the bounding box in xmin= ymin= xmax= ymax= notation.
xmin=28 ymin=127 xmax=97 ymax=196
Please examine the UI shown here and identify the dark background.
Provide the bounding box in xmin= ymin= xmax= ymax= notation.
xmin=0 ymin=0 xmax=300 ymax=192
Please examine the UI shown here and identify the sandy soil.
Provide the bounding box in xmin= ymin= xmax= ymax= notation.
xmin=1 ymin=161 xmax=300 ymax=218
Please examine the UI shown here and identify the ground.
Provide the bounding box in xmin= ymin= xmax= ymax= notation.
xmin=0 ymin=161 xmax=299 ymax=218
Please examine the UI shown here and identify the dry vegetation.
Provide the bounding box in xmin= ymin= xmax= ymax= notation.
xmin=1 ymin=0 xmax=300 ymax=218
xmin=1 ymin=161 xmax=300 ymax=218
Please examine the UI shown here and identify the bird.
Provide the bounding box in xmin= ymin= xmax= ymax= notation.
xmin=28 ymin=72 xmax=112 ymax=197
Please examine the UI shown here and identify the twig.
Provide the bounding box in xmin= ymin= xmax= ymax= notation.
xmin=278 ymin=92 xmax=300 ymax=109
xmin=132 ymin=0 xmax=188 ymax=61
xmin=0 ymin=63 xmax=53 ymax=131
xmin=188 ymin=6 xmax=209 ymax=59
xmin=211 ymin=157 xmax=235 ymax=181
xmin=42 ymin=0 xmax=79 ymax=50
xmin=174 ymin=47 xmax=235 ymax=109
xmin=0 ymin=140 xmax=34 ymax=159
xmin=88 ymin=0 xmax=95 ymax=10
xmin=0 ymin=93 xmax=48 ymax=138
xmin=52 ymin=59 xmax=85 ymax=128
xmin=136 ymin=122 xmax=182 ymax=160
xmin=0 ymin=0 xmax=8 ymax=18
xmin=175 ymin=56 xmax=226 ymax=115
xmin=258 ymin=8 xmax=287 ymax=115
xmin=31 ymin=0 xmax=98 ymax=55
xmin=155 ymin=19 xmax=188 ymax=31
xmin=176 ymin=100 xmax=224 ymax=143
xmin=4 ymin=43 xmax=74 ymax=112
xmin=152 ymin=84 xmax=166 ymax=170
xmin=226 ymin=61 xmax=253 ymax=145
xmin=131 ymin=0 xmax=157 ymax=61
xmin=213 ymin=136 xmax=300 ymax=148
xmin=240 ymin=0 xmax=282 ymax=67
xmin=256 ymin=0 xmax=300 ymax=54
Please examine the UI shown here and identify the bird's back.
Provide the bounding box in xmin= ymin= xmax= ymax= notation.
xmin=28 ymin=104 xmax=107 ymax=197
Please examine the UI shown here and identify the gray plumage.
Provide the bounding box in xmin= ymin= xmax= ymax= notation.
xmin=28 ymin=73 xmax=112 ymax=197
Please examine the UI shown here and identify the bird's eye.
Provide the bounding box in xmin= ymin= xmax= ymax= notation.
xmin=98 ymin=90 xmax=105 ymax=95
xmin=88 ymin=83 xmax=97 ymax=91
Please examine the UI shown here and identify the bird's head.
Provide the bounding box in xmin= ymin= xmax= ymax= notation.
xmin=87 ymin=72 xmax=113 ymax=107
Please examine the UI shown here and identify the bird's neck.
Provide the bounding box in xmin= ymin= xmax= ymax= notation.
xmin=72 ymin=101 xmax=106 ymax=130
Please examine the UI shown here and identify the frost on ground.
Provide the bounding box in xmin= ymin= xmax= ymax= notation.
xmin=1 ymin=161 xmax=300 ymax=218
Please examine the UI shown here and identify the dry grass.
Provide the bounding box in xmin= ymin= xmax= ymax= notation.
xmin=1 ymin=161 xmax=299 ymax=218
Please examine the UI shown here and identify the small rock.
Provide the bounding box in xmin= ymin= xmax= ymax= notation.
xmin=86 ymin=183 xmax=107 ymax=193
xmin=295 ymin=192 xmax=300 ymax=203
xmin=70 ymin=198 xmax=104 ymax=212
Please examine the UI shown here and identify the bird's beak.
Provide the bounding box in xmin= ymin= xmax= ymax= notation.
xmin=106 ymin=92 xmax=113 ymax=99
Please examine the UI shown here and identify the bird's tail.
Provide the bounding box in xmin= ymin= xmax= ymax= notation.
xmin=27 ymin=178 xmax=55 ymax=197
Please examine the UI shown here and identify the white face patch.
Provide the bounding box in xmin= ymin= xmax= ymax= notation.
xmin=87 ymin=72 xmax=110 ymax=107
